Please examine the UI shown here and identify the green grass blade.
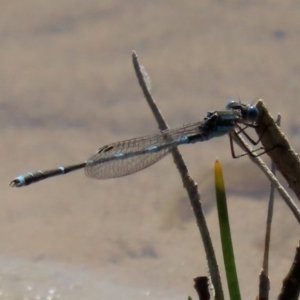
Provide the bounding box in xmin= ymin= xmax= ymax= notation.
xmin=214 ymin=160 xmax=241 ymax=300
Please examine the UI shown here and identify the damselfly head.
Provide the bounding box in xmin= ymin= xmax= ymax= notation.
xmin=226 ymin=100 xmax=258 ymax=123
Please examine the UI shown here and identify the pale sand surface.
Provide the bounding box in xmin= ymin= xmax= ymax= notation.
xmin=1 ymin=1 xmax=300 ymax=299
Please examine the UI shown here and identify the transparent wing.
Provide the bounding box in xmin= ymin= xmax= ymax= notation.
xmin=85 ymin=120 xmax=205 ymax=179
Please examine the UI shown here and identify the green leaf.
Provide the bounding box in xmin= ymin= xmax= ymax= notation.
xmin=214 ymin=160 xmax=241 ymax=300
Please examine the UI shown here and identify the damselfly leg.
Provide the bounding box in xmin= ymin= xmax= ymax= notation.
xmin=229 ymin=131 xmax=265 ymax=159
xmin=226 ymin=100 xmax=270 ymax=158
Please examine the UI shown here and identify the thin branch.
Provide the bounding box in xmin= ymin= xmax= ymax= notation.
xmin=258 ymin=115 xmax=281 ymax=300
xmin=255 ymin=100 xmax=300 ymax=202
xmin=193 ymin=277 xmax=211 ymax=300
xmin=132 ymin=51 xmax=224 ymax=300
xmin=263 ymin=114 xmax=281 ymax=273
xmin=278 ymin=242 xmax=300 ymax=300
xmin=258 ymin=271 xmax=270 ymax=300
xmin=231 ymin=132 xmax=300 ymax=224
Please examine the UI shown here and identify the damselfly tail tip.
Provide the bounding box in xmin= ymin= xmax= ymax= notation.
xmin=9 ymin=178 xmax=22 ymax=188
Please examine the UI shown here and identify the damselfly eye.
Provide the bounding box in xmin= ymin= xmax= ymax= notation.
xmin=226 ymin=100 xmax=239 ymax=110
xmin=246 ymin=105 xmax=259 ymax=122
xmin=205 ymin=112 xmax=214 ymax=118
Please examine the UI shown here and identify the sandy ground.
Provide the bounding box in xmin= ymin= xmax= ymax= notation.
xmin=1 ymin=1 xmax=300 ymax=299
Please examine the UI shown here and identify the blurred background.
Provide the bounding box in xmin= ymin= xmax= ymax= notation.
xmin=1 ymin=0 xmax=300 ymax=299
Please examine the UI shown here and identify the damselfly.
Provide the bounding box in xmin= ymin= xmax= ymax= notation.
xmin=10 ymin=101 xmax=259 ymax=187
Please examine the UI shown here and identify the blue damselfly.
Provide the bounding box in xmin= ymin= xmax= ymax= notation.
xmin=10 ymin=101 xmax=259 ymax=187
